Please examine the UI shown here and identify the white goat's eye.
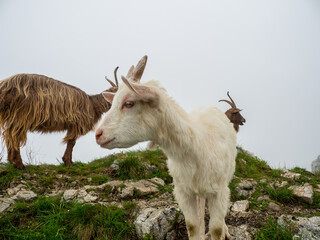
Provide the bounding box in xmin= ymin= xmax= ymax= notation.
xmin=123 ymin=101 xmax=134 ymax=109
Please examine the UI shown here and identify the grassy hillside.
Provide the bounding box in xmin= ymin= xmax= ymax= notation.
xmin=0 ymin=148 xmax=319 ymax=239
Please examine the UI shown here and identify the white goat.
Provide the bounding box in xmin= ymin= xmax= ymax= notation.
xmin=96 ymin=56 xmax=237 ymax=240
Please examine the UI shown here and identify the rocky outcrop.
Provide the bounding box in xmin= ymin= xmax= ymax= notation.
xmin=289 ymin=184 xmax=314 ymax=205
xmin=278 ymin=215 xmax=320 ymax=240
xmin=311 ymin=155 xmax=320 ymax=174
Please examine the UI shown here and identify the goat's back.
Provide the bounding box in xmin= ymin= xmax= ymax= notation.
xmin=0 ymin=74 xmax=95 ymax=138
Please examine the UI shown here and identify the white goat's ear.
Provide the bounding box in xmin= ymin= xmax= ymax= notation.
xmin=131 ymin=55 xmax=148 ymax=83
xmin=102 ymin=92 xmax=115 ymax=104
xmin=121 ymin=75 xmax=158 ymax=107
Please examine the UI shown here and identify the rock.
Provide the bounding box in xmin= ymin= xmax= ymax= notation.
xmin=289 ymin=185 xmax=314 ymax=204
xmin=135 ymin=207 xmax=180 ymax=240
xmin=228 ymin=225 xmax=254 ymax=240
xmin=278 ymin=215 xmax=320 ymax=240
xmin=0 ymin=198 xmax=14 ymax=213
xmin=46 ymin=190 xmax=64 ymax=197
xmin=257 ymin=195 xmax=270 ymax=203
xmin=236 ymin=180 xmax=256 ymax=197
xmin=267 ymin=202 xmax=281 ymax=212
xmin=12 ymin=190 xmax=37 ymax=201
xmin=281 ymin=170 xmax=301 ymax=180
xmin=0 ymin=202 xmax=10 ymax=213
xmin=149 ymin=177 xmax=165 ymax=186
xmin=119 ymin=185 xmax=134 ymax=199
xmin=275 ymin=181 xmax=288 ymax=188
xmin=231 ymin=200 xmax=249 ymax=212
xmin=110 ymin=163 xmax=119 ymax=171
xmin=260 ymin=179 xmax=267 ymax=183
xmin=7 ymin=184 xmax=27 ymax=196
xmin=87 ymin=177 xmax=92 ymax=183
xmin=63 ymin=189 xmax=78 ymax=201
xmin=23 ymin=173 xmax=31 ymax=180
xmin=311 ymin=155 xmax=320 ymax=174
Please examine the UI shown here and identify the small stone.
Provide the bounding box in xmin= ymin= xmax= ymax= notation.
xmin=228 ymin=225 xmax=254 ymax=240
xmin=0 ymin=202 xmax=10 ymax=213
xmin=231 ymin=200 xmax=249 ymax=212
xmin=23 ymin=173 xmax=31 ymax=180
xmin=281 ymin=170 xmax=301 ymax=180
xmin=149 ymin=177 xmax=165 ymax=186
xmin=63 ymin=189 xmax=78 ymax=202
xmin=260 ymin=179 xmax=267 ymax=183
xmin=257 ymin=195 xmax=270 ymax=203
xmin=87 ymin=177 xmax=92 ymax=183
xmin=12 ymin=190 xmax=37 ymax=201
xmin=267 ymin=202 xmax=281 ymax=212
xmin=110 ymin=164 xmax=119 ymax=171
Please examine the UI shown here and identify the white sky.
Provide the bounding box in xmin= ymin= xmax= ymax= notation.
xmin=0 ymin=0 xmax=319 ymax=170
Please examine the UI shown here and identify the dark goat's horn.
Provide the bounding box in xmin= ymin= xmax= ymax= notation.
xmin=227 ymin=91 xmax=236 ymax=107
xmin=219 ymin=91 xmax=236 ymax=108
xmin=114 ymin=66 xmax=119 ymax=87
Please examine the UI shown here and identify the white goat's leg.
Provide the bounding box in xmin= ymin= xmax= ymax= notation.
xmin=197 ymin=196 xmax=206 ymax=239
xmin=174 ymin=186 xmax=204 ymax=240
xmin=207 ymin=187 xmax=231 ymax=240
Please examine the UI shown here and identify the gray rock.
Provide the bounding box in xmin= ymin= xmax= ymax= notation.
xmin=267 ymin=202 xmax=281 ymax=212
xmin=228 ymin=225 xmax=254 ymax=240
xmin=0 ymin=198 xmax=14 ymax=213
xmin=12 ymin=190 xmax=37 ymax=201
xmin=0 ymin=202 xmax=10 ymax=213
xmin=150 ymin=177 xmax=165 ymax=186
xmin=135 ymin=207 xmax=179 ymax=240
xmin=311 ymin=155 xmax=320 ymax=174
xmin=63 ymin=189 xmax=78 ymax=201
xmin=231 ymin=200 xmax=249 ymax=212
xmin=23 ymin=173 xmax=31 ymax=180
xmin=110 ymin=163 xmax=119 ymax=171
xmin=289 ymin=185 xmax=314 ymax=204
xmin=257 ymin=195 xmax=270 ymax=203
xmin=278 ymin=215 xmax=320 ymax=240
xmin=236 ymin=180 xmax=256 ymax=197
xmin=281 ymin=170 xmax=301 ymax=180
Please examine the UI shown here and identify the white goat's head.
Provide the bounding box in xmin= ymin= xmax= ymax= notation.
xmin=95 ymin=56 xmax=160 ymax=149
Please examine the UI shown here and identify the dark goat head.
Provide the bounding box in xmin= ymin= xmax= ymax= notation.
xmin=219 ymin=91 xmax=246 ymax=132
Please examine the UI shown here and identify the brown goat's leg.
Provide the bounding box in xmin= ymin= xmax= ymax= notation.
xmin=5 ymin=139 xmax=25 ymax=169
xmin=12 ymin=148 xmax=26 ymax=170
xmin=62 ymin=139 xmax=76 ymax=166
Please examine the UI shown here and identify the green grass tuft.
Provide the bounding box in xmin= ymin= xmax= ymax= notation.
xmin=255 ymin=217 xmax=296 ymax=240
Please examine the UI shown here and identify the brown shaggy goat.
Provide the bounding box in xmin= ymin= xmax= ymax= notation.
xmin=0 ymin=71 xmax=118 ymax=169
xmin=219 ymin=91 xmax=246 ymax=132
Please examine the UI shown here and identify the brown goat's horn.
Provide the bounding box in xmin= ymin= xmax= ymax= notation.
xmin=114 ymin=66 xmax=119 ymax=87
xmin=105 ymin=66 xmax=119 ymax=88
xmin=105 ymin=76 xmax=116 ymax=87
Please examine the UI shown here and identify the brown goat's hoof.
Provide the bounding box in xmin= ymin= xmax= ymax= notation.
xmin=14 ymin=164 xmax=26 ymax=170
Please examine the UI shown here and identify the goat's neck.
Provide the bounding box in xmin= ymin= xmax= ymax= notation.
xmin=154 ymin=100 xmax=195 ymax=160
xmin=89 ymin=94 xmax=111 ymax=121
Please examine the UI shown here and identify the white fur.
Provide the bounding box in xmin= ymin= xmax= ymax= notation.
xmin=96 ymin=77 xmax=236 ymax=240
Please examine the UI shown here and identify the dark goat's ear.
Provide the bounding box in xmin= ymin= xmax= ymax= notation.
xmin=102 ymin=92 xmax=115 ymax=104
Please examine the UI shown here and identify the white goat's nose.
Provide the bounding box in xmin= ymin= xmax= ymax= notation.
xmin=95 ymin=129 xmax=103 ymax=141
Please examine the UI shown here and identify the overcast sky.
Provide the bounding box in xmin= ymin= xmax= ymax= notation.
xmin=0 ymin=0 xmax=319 ymax=170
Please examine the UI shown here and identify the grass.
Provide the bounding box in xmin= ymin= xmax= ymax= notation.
xmin=0 ymin=197 xmax=137 ymax=240
xmin=255 ymin=217 xmax=297 ymax=240
xmin=263 ymin=186 xmax=296 ymax=204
